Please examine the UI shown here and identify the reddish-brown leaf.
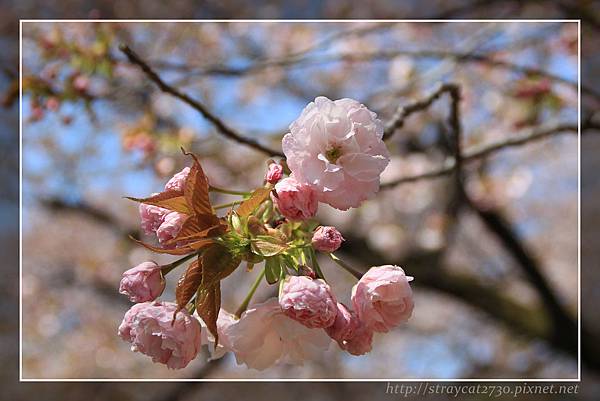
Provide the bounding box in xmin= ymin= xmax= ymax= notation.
xmin=126 ymin=191 xmax=191 ymax=214
xmin=195 ymin=282 xmax=221 ymax=345
xmin=236 ymin=187 xmax=271 ymax=217
xmin=129 ymin=236 xmax=200 ymax=255
xmin=182 ymin=151 xmax=213 ymax=215
xmin=162 ymin=213 xmax=224 ymax=246
xmin=201 ymin=243 xmax=242 ymax=287
xmin=175 ymin=257 xmax=202 ymax=311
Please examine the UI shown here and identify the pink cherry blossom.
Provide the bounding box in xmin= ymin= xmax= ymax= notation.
xmin=351 ymin=265 xmax=414 ymax=333
xmin=201 ymin=299 xmax=331 ymax=370
xmin=338 ymin=321 xmax=374 ymax=356
xmin=311 ymin=226 xmax=344 ymax=253
xmin=156 ymin=211 xmax=187 ymax=245
xmin=272 ymin=176 xmax=318 ymax=221
xmin=119 ymin=261 xmax=165 ymax=302
xmin=265 ymin=162 xmax=284 ymax=184
xmin=325 ymin=302 xmax=359 ymax=343
xmin=118 ymin=301 xmax=201 ymax=369
xmin=164 ymin=167 xmax=190 ymax=192
xmin=282 ymin=96 xmax=390 ymax=210
xmin=139 ymin=201 xmax=169 ymax=234
xmin=279 ymin=275 xmax=337 ymax=329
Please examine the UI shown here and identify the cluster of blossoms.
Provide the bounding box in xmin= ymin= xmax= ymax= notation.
xmin=118 ymin=97 xmax=414 ymax=370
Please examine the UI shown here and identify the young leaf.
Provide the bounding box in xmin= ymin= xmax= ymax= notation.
xmin=236 ymin=187 xmax=271 ymax=217
xmin=126 ymin=191 xmax=192 ymax=214
xmin=251 ymin=239 xmax=287 ymax=257
xmin=175 ymin=258 xmax=202 ymax=311
xmin=195 ymin=282 xmax=221 ymax=345
xmin=201 ymin=244 xmax=242 ymax=287
xmin=265 ymin=256 xmax=282 ymax=285
xmin=130 ymin=236 xmax=201 ymax=255
xmin=163 ymin=215 xmax=226 ymax=246
xmin=182 ymin=151 xmax=213 ymax=216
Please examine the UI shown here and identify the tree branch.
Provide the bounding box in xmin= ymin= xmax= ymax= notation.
xmin=381 ymin=121 xmax=595 ymax=189
xmin=118 ymin=44 xmax=284 ymax=158
xmin=383 ymin=82 xmax=460 ymax=140
xmin=160 ymin=48 xmax=595 ymax=100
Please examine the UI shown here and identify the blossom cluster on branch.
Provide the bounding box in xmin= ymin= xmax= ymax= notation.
xmin=117 ymin=96 xmax=414 ymax=370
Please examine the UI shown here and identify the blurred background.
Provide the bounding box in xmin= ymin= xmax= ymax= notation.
xmin=2 ymin=1 xmax=600 ymax=400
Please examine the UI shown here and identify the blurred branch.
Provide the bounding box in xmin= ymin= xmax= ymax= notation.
xmin=161 ymin=48 xmax=595 ymax=100
xmin=383 ymin=82 xmax=460 ymax=140
xmin=381 ymin=120 xmax=596 ymax=189
xmin=465 ymin=198 xmax=580 ymax=357
xmin=118 ymin=44 xmax=285 ymax=158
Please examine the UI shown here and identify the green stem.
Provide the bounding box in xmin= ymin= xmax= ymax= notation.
xmin=161 ymin=252 xmax=197 ymax=275
xmin=329 ymin=253 xmax=363 ymax=280
xmin=213 ymin=200 xmax=243 ymax=210
xmin=209 ymin=185 xmax=249 ymax=196
xmin=235 ymin=267 xmax=266 ymax=318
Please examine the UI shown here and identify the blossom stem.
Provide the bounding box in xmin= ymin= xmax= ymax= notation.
xmin=235 ymin=267 xmax=266 ymax=318
xmin=213 ymin=200 xmax=243 ymax=210
xmin=161 ymin=252 xmax=197 ymax=275
xmin=209 ymin=185 xmax=249 ymax=196
xmin=329 ymin=253 xmax=363 ymax=280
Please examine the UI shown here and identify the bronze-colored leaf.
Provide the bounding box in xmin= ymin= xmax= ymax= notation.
xmin=126 ymin=191 xmax=191 ymax=214
xmin=129 ymin=236 xmax=199 ymax=255
xmin=163 ymin=214 xmax=224 ymax=246
xmin=195 ymin=282 xmax=221 ymax=345
xmin=175 ymin=257 xmax=202 ymax=311
xmin=182 ymin=151 xmax=213 ymax=216
xmin=236 ymin=187 xmax=271 ymax=217
xmin=201 ymin=244 xmax=242 ymax=287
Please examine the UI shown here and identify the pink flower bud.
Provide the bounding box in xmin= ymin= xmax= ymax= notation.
xmin=119 ymin=261 xmax=165 ymax=302
xmin=156 ymin=211 xmax=187 ymax=245
xmin=164 ymin=167 xmax=190 ymax=192
xmin=118 ymin=301 xmax=201 ymax=369
xmin=279 ymin=275 xmax=337 ymax=329
xmin=325 ymin=302 xmax=359 ymax=342
xmin=265 ymin=163 xmax=283 ymax=184
xmin=311 ymin=226 xmax=344 ymax=252
xmin=272 ymin=176 xmax=318 ymax=221
xmin=139 ymin=201 xmax=168 ymax=235
xmin=351 ymin=265 xmax=414 ymax=333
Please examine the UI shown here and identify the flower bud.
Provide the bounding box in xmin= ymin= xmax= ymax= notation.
xmin=265 ymin=163 xmax=283 ymax=184
xmin=164 ymin=167 xmax=190 ymax=192
xmin=139 ymin=201 xmax=168 ymax=234
xmin=311 ymin=226 xmax=344 ymax=253
xmin=119 ymin=261 xmax=165 ymax=302
xmin=156 ymin=211 xmax=187 ymax=245
xmin=272 ymin=176 xmax=318 ymax=221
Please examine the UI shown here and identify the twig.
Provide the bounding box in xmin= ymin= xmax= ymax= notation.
xmin=160 ymin=49 xmax=596 ymax=100
xmin=383 ymin=82 xmax=460 ymax=140
xmin=118 ymin=44 xmax=284 ymax=158
xmin=381 ymin=121 xmax=590 ymax=189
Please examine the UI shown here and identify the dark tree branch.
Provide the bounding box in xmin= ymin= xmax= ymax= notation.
xmin=118 ymin=44 xmax=285 ymax=158
xmin=383 ymin=82 xmax=461 ymax=140
xmin=381 ymin=121 xmax=598 ymax=189
xmin=465 ymin=199 xmax=580 ymax=356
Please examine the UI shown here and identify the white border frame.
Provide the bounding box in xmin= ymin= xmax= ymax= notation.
xmin=19 ymin=19 xmax=582 ymax=382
